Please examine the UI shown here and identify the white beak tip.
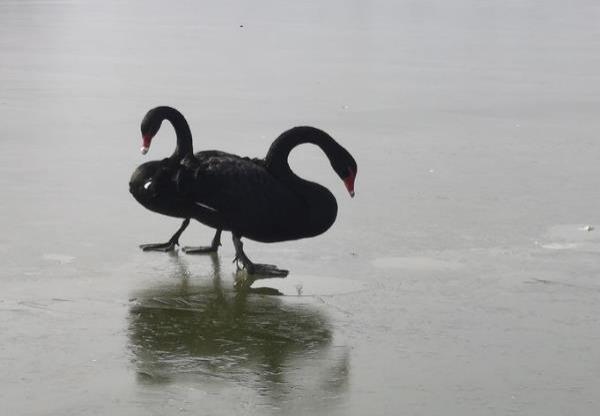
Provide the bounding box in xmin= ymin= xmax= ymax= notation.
xmin=141 ymin=147 xmax=149 ymax=155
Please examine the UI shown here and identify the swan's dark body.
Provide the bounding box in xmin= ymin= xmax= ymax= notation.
xmin=129 ymin=106 xmax=357 ymax=277
xmin=178 ymin=148 xmax=338 ymax=242
xmin=131 ymin=147 xmax=338 ymax=243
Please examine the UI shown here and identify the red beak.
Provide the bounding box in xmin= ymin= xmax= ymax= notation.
xmin=141 ymin=134 xmax=152 ymax=154
xmin=343 ymin=170 xmax=356 ymax=198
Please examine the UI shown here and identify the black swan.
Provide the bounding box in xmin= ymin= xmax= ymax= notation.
xmin=130 ymin=106 xmax=357 ymax=278
xmin=129 ymin=106 xmax=222 ymax=253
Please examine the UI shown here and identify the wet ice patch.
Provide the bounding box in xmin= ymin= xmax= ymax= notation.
xmin=42 ymin=253 xmax=75 ymax=264
xmin=538 ymin=224 xmax=600 ymax=252
xmin=372 ymin=256 xmax=462 ymax=271
xmin=251 ymin=274 xmax=365 ymax=296
xmin=544 ymin=224 xmax=598 ymax=240
xmin=539 ymin=242 xmax=578 ymax=250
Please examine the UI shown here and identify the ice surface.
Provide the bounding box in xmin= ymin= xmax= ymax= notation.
xmin=2 ymin=1 xmax=600 ymax=415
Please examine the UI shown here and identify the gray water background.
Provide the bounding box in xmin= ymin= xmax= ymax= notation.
xmin=2 ymin=1 xmax=600 ymax=414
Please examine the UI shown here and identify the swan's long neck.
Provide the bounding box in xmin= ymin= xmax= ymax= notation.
xmin=159 ymin=107 xmax=193 ymax=160
xmin=265 ymin=126 xmax=339 ymax=236
xmin=265 ymin=126 xmax=336 ymax=181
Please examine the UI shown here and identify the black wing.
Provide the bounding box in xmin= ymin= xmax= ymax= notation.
xmin=178 ymin=151 xmax=306 ymax=241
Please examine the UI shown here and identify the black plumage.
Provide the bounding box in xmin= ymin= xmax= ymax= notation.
xmin=129 ymin=106 xmax=357 ymax=277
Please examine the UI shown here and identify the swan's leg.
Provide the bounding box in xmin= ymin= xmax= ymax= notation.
xmin=231 ymin=234 xmax=289 ymax=279
xmin=140 ymin=218 xmax=190 ymax=252
xmin=183 ymin=229 xmax=222 ymax=254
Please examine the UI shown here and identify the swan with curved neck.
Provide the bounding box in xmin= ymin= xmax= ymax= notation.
xmin=260 ymin=126 xmax=357 ymax=240
xmin=266 ymin=125 xmax=357 ymax=197
xmin=130 ymin=106 xmax=222 ymax=253
xmin=140 ymin=106 xmax=193 ymax=158
xmin=130 ymin=106 xmax=358 ymax=279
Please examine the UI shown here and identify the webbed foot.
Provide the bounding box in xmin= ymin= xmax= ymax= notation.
xmin=232 ymin=234 xmax=289 ymax=278
xmin=182 ymin=245 xmax=217 ymax=254
xmin=138 ymin=218 xmax=189 ymax=253
xmin=249 ymin=263 xmax=289 ymax=277
xmin=182 ymin=229 xmax=222 ymax=255
xmin=139 ymin=242 xmax=178 ymax=252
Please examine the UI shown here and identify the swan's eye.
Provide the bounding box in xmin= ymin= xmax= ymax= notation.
xmin=143 ymin=180 xmax=152 ymax=190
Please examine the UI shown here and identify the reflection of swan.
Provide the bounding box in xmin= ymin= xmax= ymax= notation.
xmin=127 ymin=254 xmax=349 ymax=409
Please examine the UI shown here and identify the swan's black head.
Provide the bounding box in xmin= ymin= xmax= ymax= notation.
xmin=140 ymin=107 xmax=164 ymax=155
xmin=288 ymin=126 xmax=358 ymax=198
xmin=330 ymin=146 xmax=357 ymax=198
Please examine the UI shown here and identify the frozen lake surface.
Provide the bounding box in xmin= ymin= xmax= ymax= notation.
xmin=2 ymin=0 xmax=600 ymax=414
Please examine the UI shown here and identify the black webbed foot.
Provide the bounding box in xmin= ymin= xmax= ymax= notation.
xmin=182 ymin=229 xmax=222 ymax=255
xmin=182 ymin=245 xmax=217 ymax=254
xmin=250 ymin=263 xmax=289 ymax=277
xmin=232 ymin=234 xmax=289 ymax=278
xmin=139 ymin=218 xmax=190 ymax=253
xmin=139 ymin=242 xmax=178 ymax=252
